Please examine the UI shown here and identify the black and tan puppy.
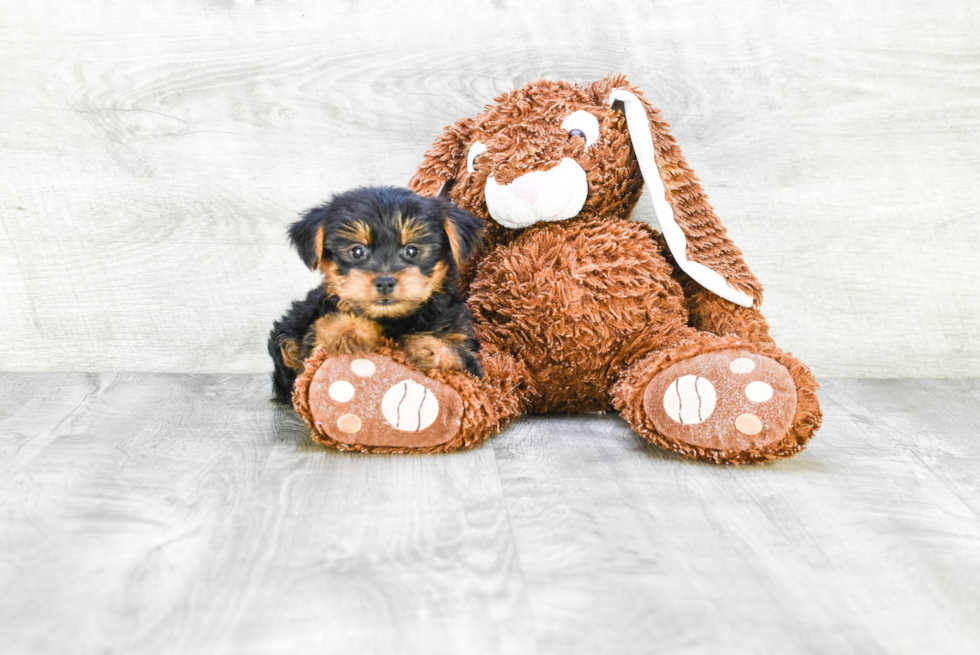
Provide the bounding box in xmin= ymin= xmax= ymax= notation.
xmin=268 ymin=186 xmax=483 ymax=403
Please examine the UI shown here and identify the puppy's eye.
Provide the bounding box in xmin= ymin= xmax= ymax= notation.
xmin=403 ymin=245 xmax=419 ymax=259
xmin=350 ymin=245 xmax=367 ymax=260
xmin=561 ymin=110 xmax=600 ymax=148
xmin=467 ymin=141 xmax=488 ymax=174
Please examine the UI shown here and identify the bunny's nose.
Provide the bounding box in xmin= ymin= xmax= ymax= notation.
xmin=509 ymin=173 xmax=545 ymax=204
xmin=374 ymin=275 xmax=397 ymax=295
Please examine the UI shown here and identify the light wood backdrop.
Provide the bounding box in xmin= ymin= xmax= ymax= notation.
xmin=1 ymin=0 xmax=977 ymax=377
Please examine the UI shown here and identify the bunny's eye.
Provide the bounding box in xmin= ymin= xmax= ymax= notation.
xmin=467 ymin=141 xmax=488 ymax=174
xmin=561 ymin=111 xmax=600 ymax=148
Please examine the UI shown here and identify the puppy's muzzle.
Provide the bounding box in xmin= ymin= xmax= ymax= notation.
xmin=484 ymin=158 xmax=588 ymax=229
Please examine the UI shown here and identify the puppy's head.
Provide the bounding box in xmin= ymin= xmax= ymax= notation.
xmin=289 ymin=186 xmax=481 ymax=319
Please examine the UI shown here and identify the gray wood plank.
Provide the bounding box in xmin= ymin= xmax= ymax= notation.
xmin=0 ymin=373 xmax=284 ymax=654
xmin=1 ymin=0 xmax=979 ymax=377
xmin=0 ymin=373 xmax=101 ymax=471
xmin=490 ymin=381 xmax=980 ymax=655
xmin=3 ymin=375 xmax=980 ymax=654
xmin=0 ymin=373 xmax=536 ymax=655
xmin=171 ymin=419 xmax=537 ymax=655
xmin=3 ymin=375 xmax=980 ymax=653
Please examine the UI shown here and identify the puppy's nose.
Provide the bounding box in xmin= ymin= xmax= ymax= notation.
xmin=374 ymin=275 xmax=397 ymax=295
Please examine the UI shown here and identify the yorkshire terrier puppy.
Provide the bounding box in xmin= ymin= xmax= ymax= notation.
xmin=268 ymin=186 xmax=484 ymax=403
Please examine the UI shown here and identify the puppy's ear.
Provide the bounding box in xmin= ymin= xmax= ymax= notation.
xmin=443 ymin=203 xmax=483 ymax=268
xmin=288 ymin=205 xmax=330 ymax=270
xmin=408 ymin=117 xmax=475 ymax=197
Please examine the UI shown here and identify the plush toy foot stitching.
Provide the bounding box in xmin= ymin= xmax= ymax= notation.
xmin=642 ymin=349 xmax=798 ymax=453
xmin=299 ymin=352 xmax=465 ymax=450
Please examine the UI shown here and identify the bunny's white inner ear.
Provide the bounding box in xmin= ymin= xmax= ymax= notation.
xmin=608 ymin=89 xmax=754 ymax=308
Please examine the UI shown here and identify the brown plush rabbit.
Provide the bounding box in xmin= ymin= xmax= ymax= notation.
xmin=292 ymin=74 xmax=822 ymax=464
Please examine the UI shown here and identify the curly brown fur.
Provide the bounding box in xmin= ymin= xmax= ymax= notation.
xmin=268 ymin=187 xmax=483 ymax=403
xmin=468 ymin=219 xmax=691 ymax=413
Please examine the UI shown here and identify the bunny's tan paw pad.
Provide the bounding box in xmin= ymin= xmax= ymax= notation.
xmin=305 ymin=354 xmax=463 ymax=449
xmin=643 ymin=351 xmax=797 ymax=453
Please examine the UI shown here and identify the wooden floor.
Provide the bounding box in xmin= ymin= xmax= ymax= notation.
xmin=1 ymin=374 xmax=978 ymax=655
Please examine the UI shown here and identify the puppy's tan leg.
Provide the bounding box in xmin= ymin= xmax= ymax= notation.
xmin=402 ymin=334 xmax=465 ymax=372
xmin=313 ymin=314 xmax=383 ymax=354
xmin=280 ymin=338 xmax=306 ymax=371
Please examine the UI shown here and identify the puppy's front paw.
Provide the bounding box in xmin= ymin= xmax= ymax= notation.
xmin=403 ymin=335 xmax=465 ymax=373
xmin=313 ymin=314 xmax=382 ymax=354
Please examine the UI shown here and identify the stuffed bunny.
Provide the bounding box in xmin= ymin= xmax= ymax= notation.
xmin=292 ymin=74 xmax=822 ymax=464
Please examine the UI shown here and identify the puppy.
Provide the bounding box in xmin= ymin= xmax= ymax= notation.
xmin=268 ymin=186 xmax=483 ymax=403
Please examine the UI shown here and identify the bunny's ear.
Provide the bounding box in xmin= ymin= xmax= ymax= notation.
xmin=594 ymin=76 xmax=762 ymax=308
xmin=408 ymin=117 xmax=475 ymax=198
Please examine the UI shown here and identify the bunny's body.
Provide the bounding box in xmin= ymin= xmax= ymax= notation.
xmin=292 ymin=75 xmax=822 ymax=464
xmin=466 ymin=216 xmax=682 ymax=414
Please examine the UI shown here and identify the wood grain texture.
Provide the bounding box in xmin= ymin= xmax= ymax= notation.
xmin=491 ymin=382 xmax=980 ymax=654
xmin=0 ymin=373 xmax=535 ymax=655
xmin=0 ymin=0 xmax=978 ymax=376
xmin=1 ymin=374 xmax=979 ymax=654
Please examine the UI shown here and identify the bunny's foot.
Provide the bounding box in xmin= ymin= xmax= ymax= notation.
xmin=614 ymin=342 xmax=821 ymax=464
xmin=292 ymin=346 xmax=525 ymax=453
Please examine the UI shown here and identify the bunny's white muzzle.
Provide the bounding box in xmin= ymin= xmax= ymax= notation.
xmin=483 ymin=158 xmax=588 ymax=229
